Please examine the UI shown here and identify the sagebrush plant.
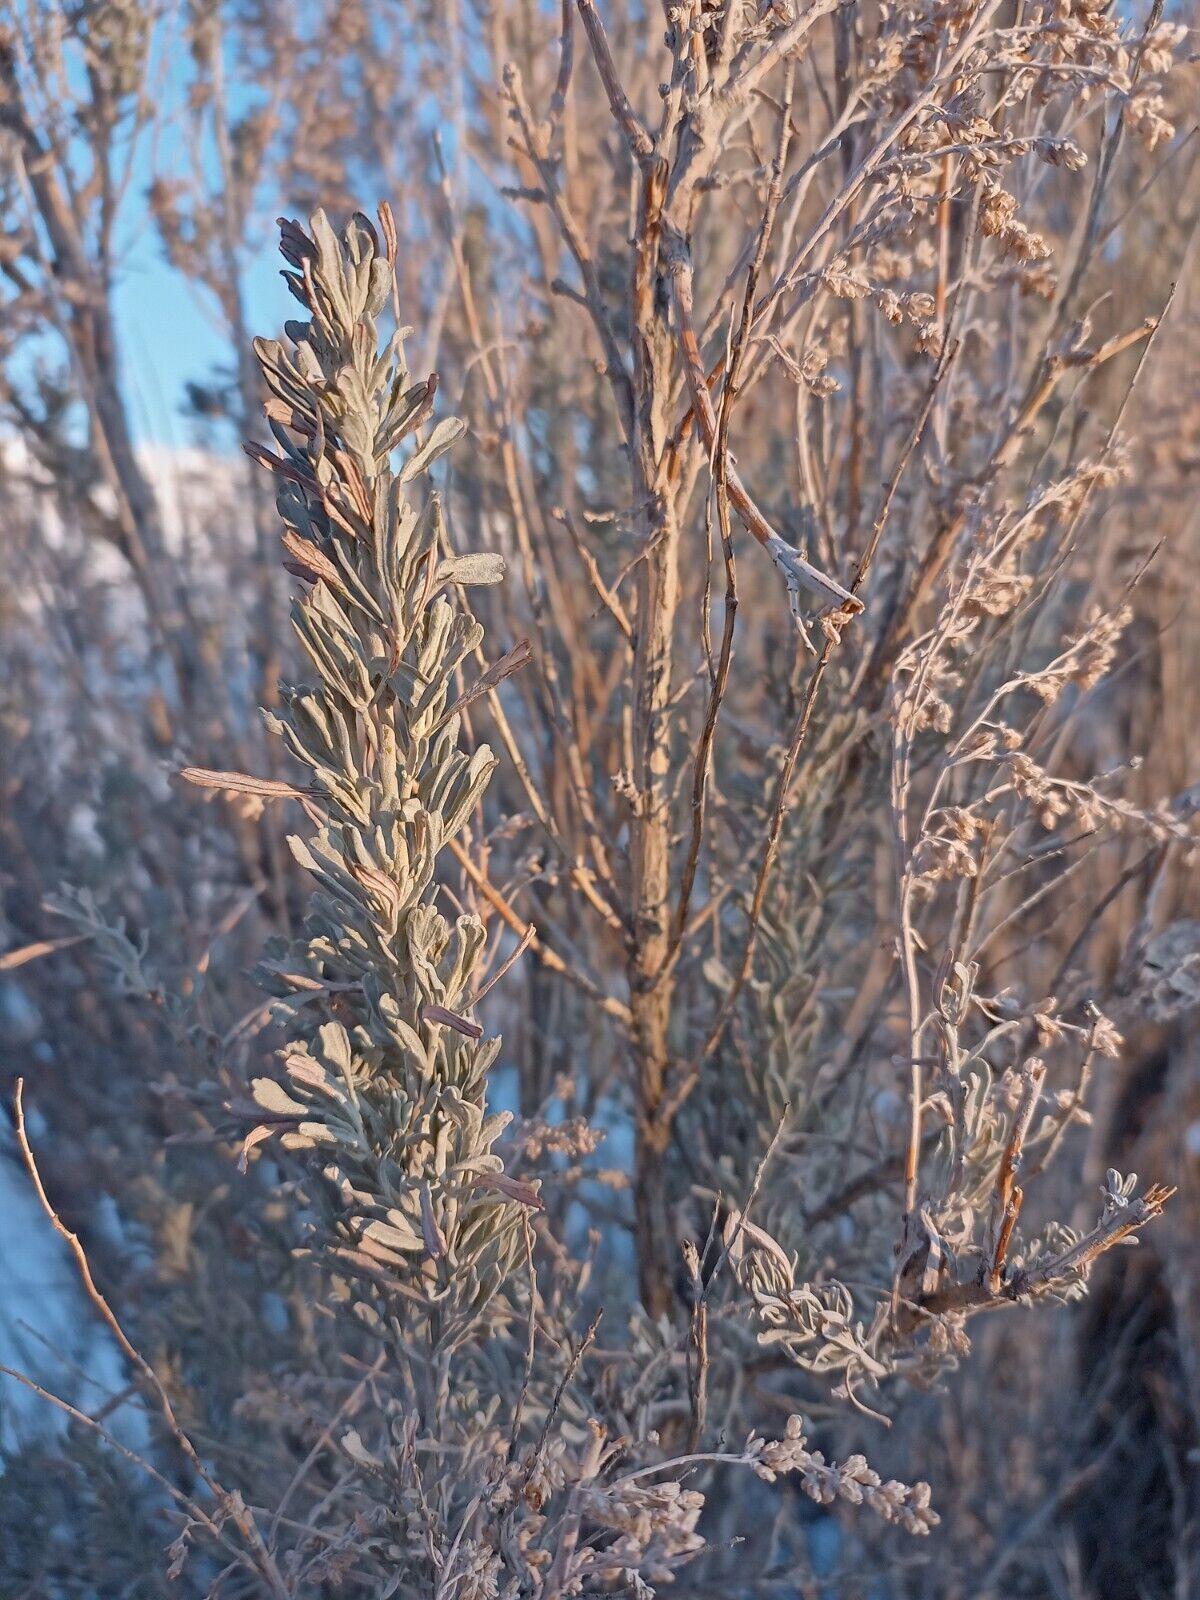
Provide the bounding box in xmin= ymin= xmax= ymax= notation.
xmin=1 ymin=1 xmax=1197 ymax=1596
xmin=230 ymin=208 xmax=530 ymax=1358
xmin=174 ymin=207 xmax=939 ymax=1593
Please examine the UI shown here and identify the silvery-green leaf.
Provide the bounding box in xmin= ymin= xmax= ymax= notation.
xmin=398 ymin=417 xmax=466 ymax=483
xmin=433 ymin=552 xmax=506 ymax=588
xmin=252 ymin=1078 xmax=309 ymax=1117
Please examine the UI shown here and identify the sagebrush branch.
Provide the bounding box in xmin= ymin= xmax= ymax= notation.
xmin=669 ymin=241 xmax=863 ymax=629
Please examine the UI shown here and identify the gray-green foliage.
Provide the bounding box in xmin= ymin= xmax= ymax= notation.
xmin=228 ymin=210 xmax=940 ymax=1597
xmin=246 ymin=210 xmax=530 ymax=1355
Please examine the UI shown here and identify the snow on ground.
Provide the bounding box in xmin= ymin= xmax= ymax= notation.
xmin=0 ymin=1112 xmax=147 ymax=1457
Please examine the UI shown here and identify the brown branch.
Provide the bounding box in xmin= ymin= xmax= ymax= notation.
xmin=669 ymin=241 xmax=862 ymax=627
xmin=668 ymin=66 xmax=796 ymax=963
xmin=555 ymin=506 xmax=634 ymax=642
xmin=911 ymin=1184 xmax=1175 ymax=1323
xmin=574 ymin=0 xmax=655 ymax=164
xmin=12 ymin=1081 xmax=290 ymax=1600
xmin=447 ymin=837 xmax=631 ymax=1026
xmin=984 ymin=1059 xmax=1046 ymax=1293
xmin=666 ymin=353 xmax=947 ymax=1122
xmin=874 ymin=317 xmax=1157 ymax=675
